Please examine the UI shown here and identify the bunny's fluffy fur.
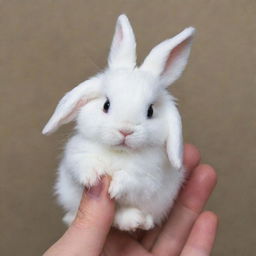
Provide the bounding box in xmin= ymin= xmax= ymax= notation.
xmin=43 ymin=14 xmax=195 ymax=231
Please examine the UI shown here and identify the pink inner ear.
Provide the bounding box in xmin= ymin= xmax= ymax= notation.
xmin=59 ymin=98 xmax=87 ymax=126
xmin=162 ymin=38 xmax=191 ymax=74
xmin=115 ymin=22 xmax=123 ymax=46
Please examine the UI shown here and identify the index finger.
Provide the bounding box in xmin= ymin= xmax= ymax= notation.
xmin=140 ymin=143 xmax=201 ymax=249
xmin=151 ymin=164 xmax=217 ymax=256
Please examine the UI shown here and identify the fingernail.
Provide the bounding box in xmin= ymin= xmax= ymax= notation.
xmin=87 ymin=179 xmax=103 ymax=199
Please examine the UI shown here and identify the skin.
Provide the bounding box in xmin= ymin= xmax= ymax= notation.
xmin=43 ymin=144 xmax=218 ymax=256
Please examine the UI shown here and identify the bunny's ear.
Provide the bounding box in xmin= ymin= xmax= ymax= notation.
xmin=108 ymin=14 xmax=136 ymax=69
xmin=140 ymin=27 xmax=195 ymax=88
xmin=166 ymin=105 xmax=183 ymax=170
xmin=42 ymin=76 xmax=102 ymax=135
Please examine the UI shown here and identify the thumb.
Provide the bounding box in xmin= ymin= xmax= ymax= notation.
xmin=45 ymin=176 xmax=115 ymax=256
xmin=73 ymin=175 xmax=115 ymax=230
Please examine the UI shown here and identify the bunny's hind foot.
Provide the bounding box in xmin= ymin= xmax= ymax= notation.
xmin=114 ymin=207 xmax=154 ymax=231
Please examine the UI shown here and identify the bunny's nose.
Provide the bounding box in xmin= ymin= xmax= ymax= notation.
xmin=119 ymin=129 xmax=134 ymax=137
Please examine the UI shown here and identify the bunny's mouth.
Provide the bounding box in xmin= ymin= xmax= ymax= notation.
xmin=113 ymin=139 xmax=132 ymax=150
xmin=117 ymin=141 xmax=129 ymax=148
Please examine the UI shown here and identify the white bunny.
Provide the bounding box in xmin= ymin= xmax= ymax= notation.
xmin=42 ymin=14 xmax=195 ymax=231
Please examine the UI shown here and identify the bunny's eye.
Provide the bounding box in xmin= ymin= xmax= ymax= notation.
xmin=147 ymin=104 xmax=154 ymax=118
xmin=103 ymin=99 xmax=110 ymax=113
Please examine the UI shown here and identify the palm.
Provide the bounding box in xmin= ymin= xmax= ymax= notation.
xmin=103 ymin=144 xmax=218 ymax=256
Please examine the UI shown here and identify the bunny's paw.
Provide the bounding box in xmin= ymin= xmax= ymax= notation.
xmin=63 ymin=211 xmax=76 ymax=226
xmin=80 ymin=167 xmax=105 ymax=187
xmin=108 ymin=170 xmax=128 ymax=199
xmin=114 ymin=208 xmax=154 ymax=231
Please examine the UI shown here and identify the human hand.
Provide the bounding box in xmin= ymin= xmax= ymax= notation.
xmin=43 ymin=144 xmax=218 ymax=256
xmin=43 ymin=175 xmax=115 ymax=256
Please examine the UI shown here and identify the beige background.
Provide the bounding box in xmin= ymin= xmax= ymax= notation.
xmin=1 ymin=0 xmax=255 ymax=255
